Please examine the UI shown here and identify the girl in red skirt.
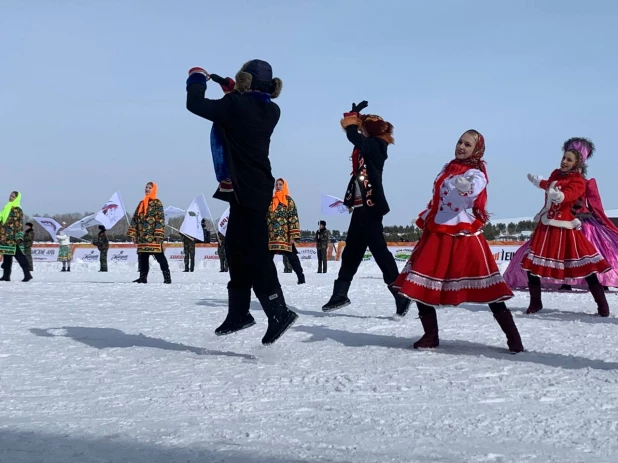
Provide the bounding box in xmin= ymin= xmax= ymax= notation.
xmin=394 ymin=130 xmax=523 ymax=352
xmin=523 ymin=148 xmax=611 ymax=316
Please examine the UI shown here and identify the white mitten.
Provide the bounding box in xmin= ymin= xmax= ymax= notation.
xmin=527 ymin=173 xmax=543 ymax=188
xmin=454 ymin=175 xmax=472 ymax=193
xmin=547 ymin=187 xmax=564 ymax=203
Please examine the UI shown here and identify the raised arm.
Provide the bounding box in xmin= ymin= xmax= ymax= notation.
xmin=185 ymin=68 xmax=232 ymax=123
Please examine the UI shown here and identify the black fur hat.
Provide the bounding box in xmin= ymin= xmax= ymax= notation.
xmin=235 ymin=59 xmax=282 ymax=98
xmin=98 ymin=225 xmax=106 ymax=232
xmin=319 ymin=220 xmax=326 ymax=226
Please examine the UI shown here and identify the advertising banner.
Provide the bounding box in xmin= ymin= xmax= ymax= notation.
xmin=336 ymin=242 xmax=524 ymax=263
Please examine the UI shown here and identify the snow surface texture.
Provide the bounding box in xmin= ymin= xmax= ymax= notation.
xmin=1 ymin=259 xmax=618 ymax=463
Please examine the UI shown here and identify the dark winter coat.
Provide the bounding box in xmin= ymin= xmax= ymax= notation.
xmin=316 ymin=228 xmax=330 ymax=249
xmin=94 ymin=231 xmax=109 ymax=251
xmin=23 ymin=228 xmax=34 ymax=249
xmin=342 ymin=126 xmax=390 ymax=217
xmin=186 ymin=85 xmax=280 ymax=212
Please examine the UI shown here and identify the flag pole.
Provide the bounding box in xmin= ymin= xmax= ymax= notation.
xmin=117 ymin=191 xmax=131 ymax=226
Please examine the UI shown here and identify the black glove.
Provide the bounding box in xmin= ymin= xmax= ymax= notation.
xmin=209 ymin=74 xmax=228 ymax=86
xmin=351 ymin=100 xmax=368 ymax=113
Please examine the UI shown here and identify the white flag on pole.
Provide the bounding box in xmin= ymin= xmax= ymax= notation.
xmin=179 ymin=194 xmax=211 ymax=241
xmin=320 ymin=194 xmax=348 ymax=215
xmin=33 ymin=217 xmax=63 ymax=242
xmin=64 ymin=214 xmax=101 ymax=238
xmin=94 ymin=192 xmax=127 ymax=230
xmin=164 ymin=206 xmax=185 ymax=224
xmin=217 ymin=207 xmax=230 ymax=236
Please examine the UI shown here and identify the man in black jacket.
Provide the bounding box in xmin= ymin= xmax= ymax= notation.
xmin=24 ymin=222 xmax=34 ymax=271
xmin=322 ymin=101 xmax=410 ymax=317
xmin=186 ymin=60 xmax=298 ymax=345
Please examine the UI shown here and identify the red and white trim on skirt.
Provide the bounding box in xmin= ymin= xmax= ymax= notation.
xmin=521 ymin=224 xmax=611 ymax=280
xmin=393 ymin=231 xmax=513 ymax=307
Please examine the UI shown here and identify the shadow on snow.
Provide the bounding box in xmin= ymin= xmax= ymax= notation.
xmin=294 ymin=325 xmax=618 ymax=371
xmin=30 ymin=326 xmax=256 ymax=360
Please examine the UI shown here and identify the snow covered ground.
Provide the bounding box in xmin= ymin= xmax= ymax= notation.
xmin=1 ymin=259 xmax=618 ymax=463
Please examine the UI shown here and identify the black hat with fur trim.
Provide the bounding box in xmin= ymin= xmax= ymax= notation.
xmin=235 ymin=59 xmax=283 ymax=98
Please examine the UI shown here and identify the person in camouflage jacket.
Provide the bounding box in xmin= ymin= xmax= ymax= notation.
xmin=316 ymin=220 xmax=330 ymax=274
xmin=0 ymin=191 xmax=32 ymax=282
xmin=268 ymin=178 xmax=305 ymax=284
xmin=23 ymin=222 xmax=34 ymax=271
xmin=217 ymin=232 xmax=228 ymax=272
xmin=93 ymin=225 xmax=109 ymax=272
xmin=182 ymin=233 xmax=196 ymax=272
xmin=127 ymin=182 xmax=171 ymax=284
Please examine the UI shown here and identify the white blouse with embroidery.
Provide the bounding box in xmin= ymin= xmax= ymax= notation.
xmin=417 ymin=165 xmax=487 ymax=235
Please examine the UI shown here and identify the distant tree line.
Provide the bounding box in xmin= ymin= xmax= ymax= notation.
xmin=297 ymin=219 xmax=536 ymax=242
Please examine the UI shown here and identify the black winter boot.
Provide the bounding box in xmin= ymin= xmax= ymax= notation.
xmin=0 ymin=266 xmax=10 ymax=282
xmin=162 ymin=269 xmax=171 ymax=284
xmin=258 ymin=289 xmax=298 ymax=345
xmin=413 ymin=304 xmax=439 ymax=349
xmin=215 ymin=287 xmax=256 ymax=336
xmin=22 ymin=269 xmax=33 ymax=282
xmin=388 ymin=284 xmax=410 ymax=318
xmin=133 ymin=270 xmax=148 ymax=283
xmin=297 ymin=273 xmax=306 ymax=285
xmin=492 ymin=306 xmax=524 ymax=353
xmin=589 ymin=283 xmax=610 ymax=317
xmin=526 ymin=280 xmax=543 ymax=314
xmin=322 ymin=279 xmax=351 ymax=312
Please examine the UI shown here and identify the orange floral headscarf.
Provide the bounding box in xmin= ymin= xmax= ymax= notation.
xmin=272 ymin=178 xmax=289 ymax=211
xmin=138 ymin=182 xmax=158 ymax=215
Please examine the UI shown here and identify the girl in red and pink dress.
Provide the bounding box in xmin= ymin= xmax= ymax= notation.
xmin=504 ymin=137 xmax=618 ymax=292
xmin=523 ymin=146 xmax=611 ymax=316
xmin=394 ymin=130 xmax=523 ymax=353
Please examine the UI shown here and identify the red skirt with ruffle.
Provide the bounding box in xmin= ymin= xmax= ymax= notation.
xmin=521 ymin=223 xmax=610 ymax=279
xmin=393 ymin=231 xmax=513 ymax=307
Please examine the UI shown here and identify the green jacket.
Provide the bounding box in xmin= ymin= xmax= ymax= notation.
xmin=93 ymin=231 xmax=109 ymax=251
xmin=316 ymin=228 xmax=330 ymax=249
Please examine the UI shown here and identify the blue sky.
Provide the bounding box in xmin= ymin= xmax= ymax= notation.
xmin=2 ymin=0 xmax=617 ymax=231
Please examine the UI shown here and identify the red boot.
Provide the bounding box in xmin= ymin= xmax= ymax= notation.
xmin=413 ymin=305 xmax=439 ymax=349
xmin=589 ymin=283 xmax=610 ymax=317
xmin=526 ymin=280 xmax=543 ymax=314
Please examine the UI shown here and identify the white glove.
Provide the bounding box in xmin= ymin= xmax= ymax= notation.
xmin=527 ymin=173 xmax=543 ymax=188
xmin=547 ymin=187 xmax=564 ymax=203
xmin=454 ymin=175 xmax=472 ymax=193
